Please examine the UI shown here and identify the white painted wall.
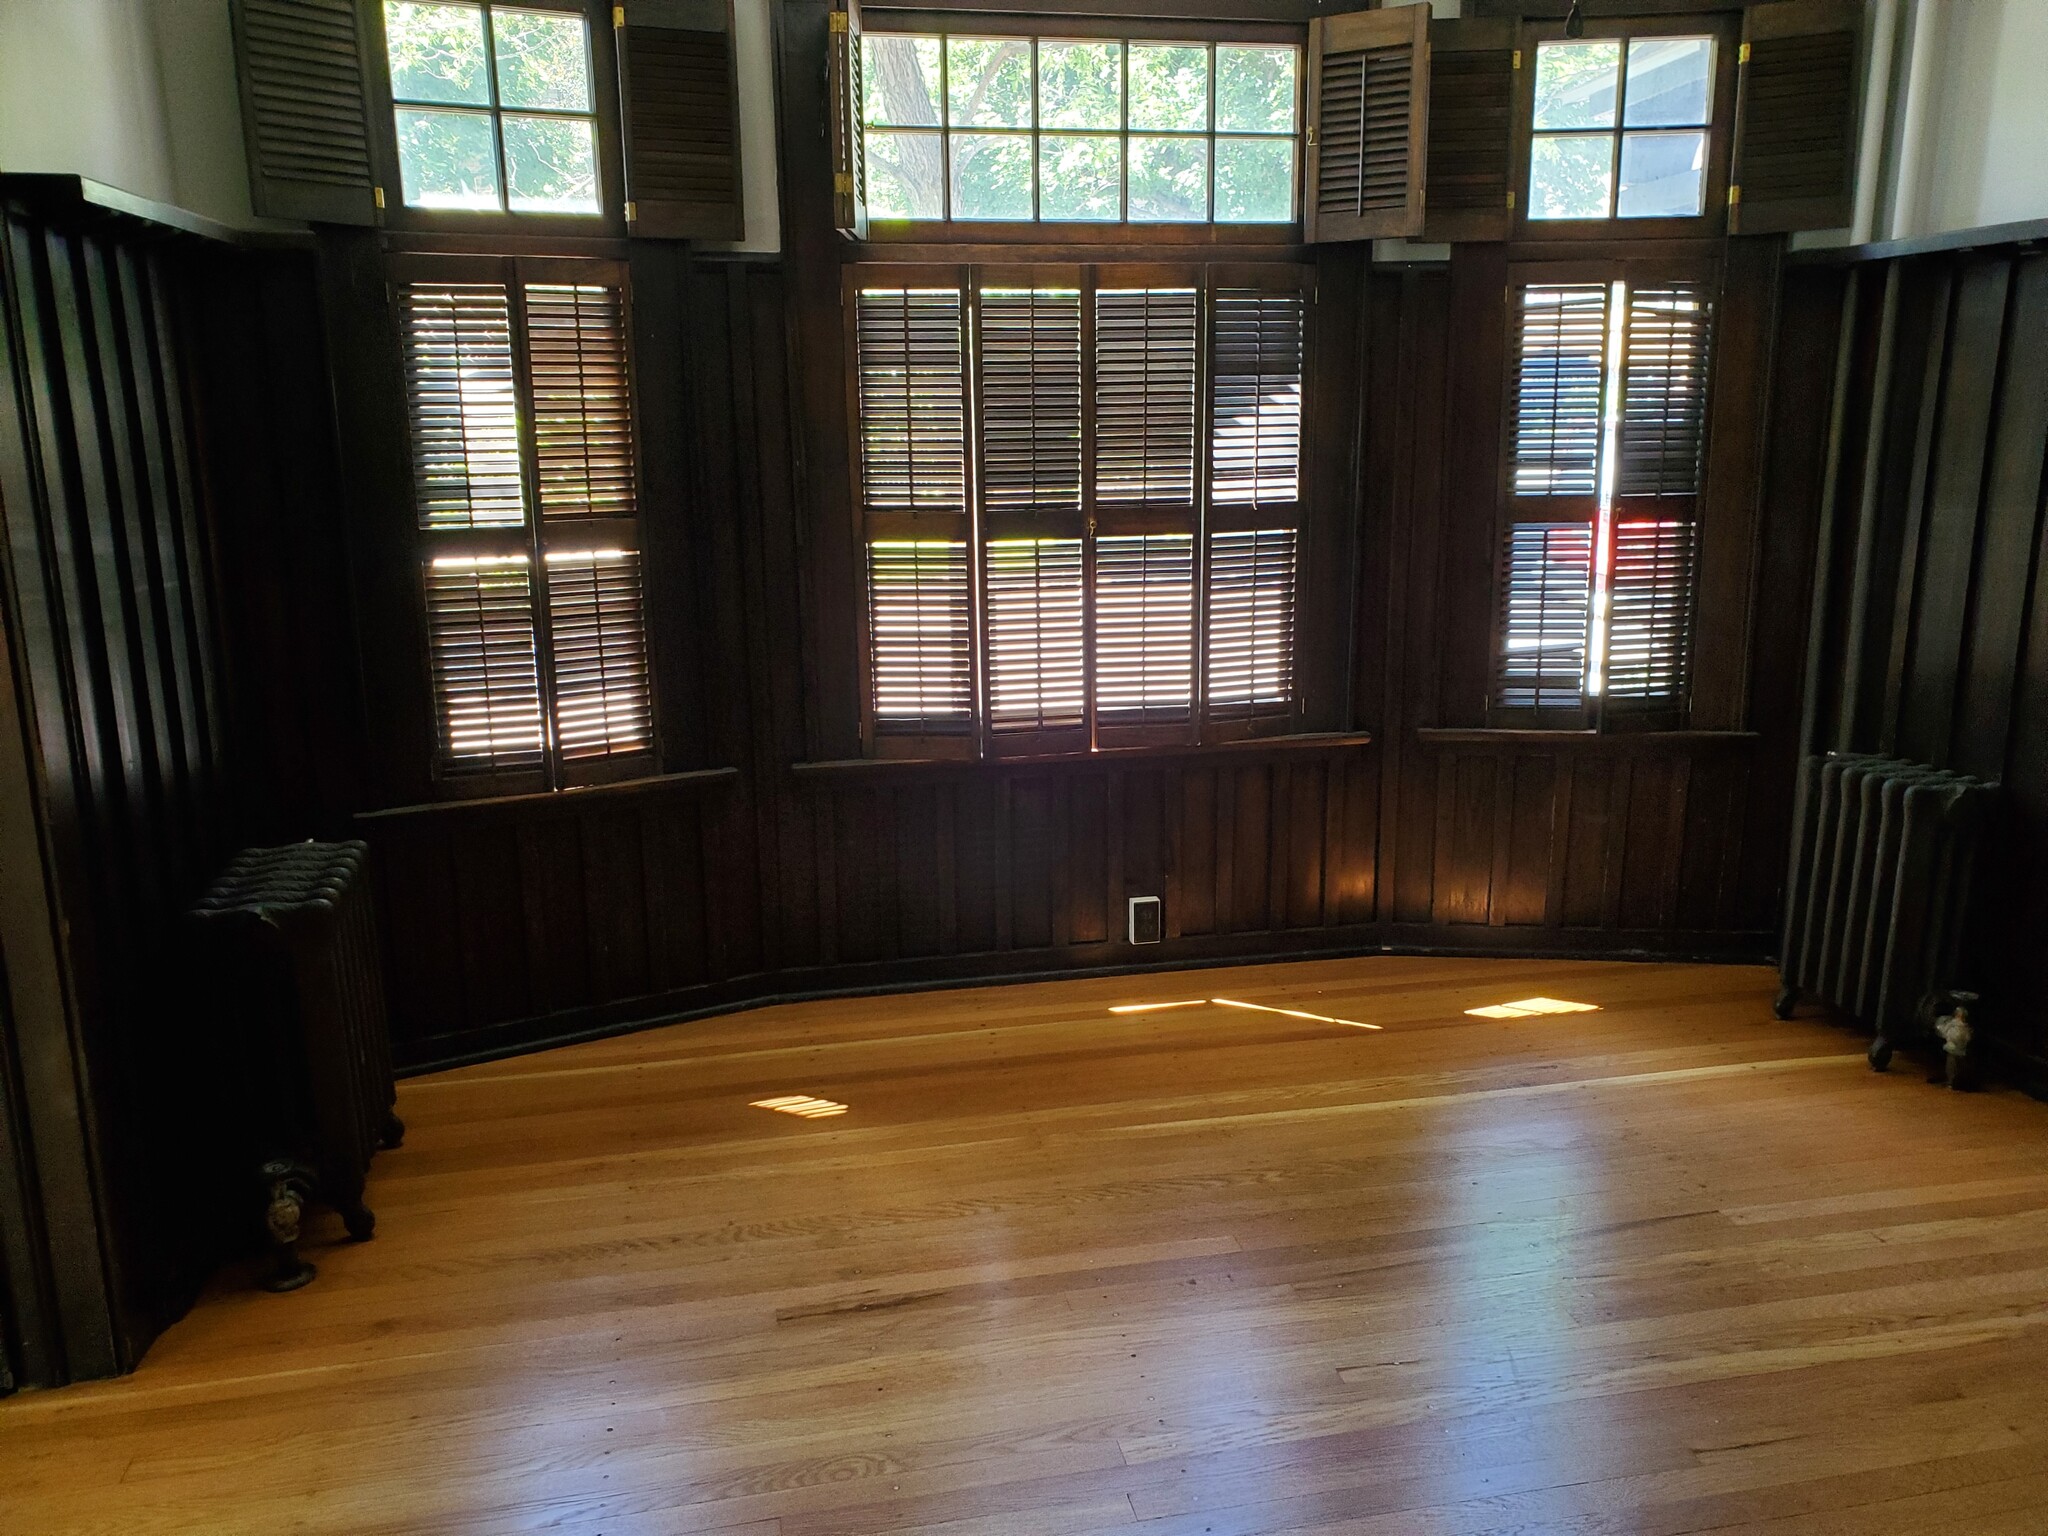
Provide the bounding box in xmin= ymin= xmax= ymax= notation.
xmin=704 ymin=0 xmax=781 ymax=253
xmin=1909 ymin=0 xmax=2048 ymax=236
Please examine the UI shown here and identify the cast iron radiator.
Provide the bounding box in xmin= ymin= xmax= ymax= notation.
xmin=1774 ymin=754 xmax=1995 ymax=1081
xmin=192 ymin=840 xmax=403 ymax=1290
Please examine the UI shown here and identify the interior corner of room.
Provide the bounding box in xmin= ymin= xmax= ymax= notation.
xmin=2 ymin=0 xmax=2048 ymax=1527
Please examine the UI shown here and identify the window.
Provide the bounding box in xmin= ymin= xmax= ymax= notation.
xmin=851 ymin=266 xmax=1307 ymax=754
xmin=1527 ymin=32 xmax=1715 ymax=222
xmin=1494 ymin=273 xmax=1713 ymax=724
xmin=859 ymin=33 xmax=1301 ymax=225
xmin=396 ymin=257 xmax=652 ymax=784
xmin=383 ymin=1 xmax=601 ymax=214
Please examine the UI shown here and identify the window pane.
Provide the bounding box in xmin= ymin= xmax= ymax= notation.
xmin=492 ymin=7 xmax=591 ymax=110
xmin=864 ymin=34 xmax=941 ymax=126
xmin=395 ymin=107 xmax=502 ymax=209
xmin=385 ymin=1 xmax=491 ymax=104
xmin=1129 ymin=44 xmax=1207 ymax=132
xmin=1216 ymin=45 xmax=1296 ymax=133
xmin=1215 ymin=137 xmax=1294 ymax=222
xmin=1038 ymin=41 xmax=1121 ymax=130
xmin=1129 ymin=136 xmax=1208 ymax=221
xmin=1617 ymin=130 xmax=1706 ymax=217
xmin=1624 ymin=37 xmax=1712 ymax=127
xmin=948 ymin=37 xmax=1032 ymax=128
xmin=1532 ymin=40 xmax=1620 ymax=130
xmin=1039 ymin=135 xmax=1120 ymax=220
xmin=503 ymin=115 xmax=599 ymax=213
xmin=951 ymin=133 xmax=1033 ymax=219
xmin=1528 ymin=133 xmax=1613 ymax=220
xmin=867 ymin=130 xmax=945 ymax=218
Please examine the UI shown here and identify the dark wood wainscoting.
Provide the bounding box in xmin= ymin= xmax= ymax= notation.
xmin=1783 ymin=238 xmax=2048 ymax=1076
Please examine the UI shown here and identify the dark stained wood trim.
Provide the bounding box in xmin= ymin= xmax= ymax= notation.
xmin=356 ymin=767 xmax=742 ymax=824
xmin=790 ymin=732 xmax=1376 ymax=780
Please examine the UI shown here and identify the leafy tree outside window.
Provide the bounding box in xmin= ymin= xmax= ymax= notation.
xmin=385 ymin=1 xmax=602 ymax=214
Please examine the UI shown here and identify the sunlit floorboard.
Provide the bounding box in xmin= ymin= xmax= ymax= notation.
xmin=7 ymin=955 xmax=2048 ymax=1535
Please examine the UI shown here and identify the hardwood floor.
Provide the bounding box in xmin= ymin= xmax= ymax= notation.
xmin=7 ymin=955 xmax=2048 ymax=1535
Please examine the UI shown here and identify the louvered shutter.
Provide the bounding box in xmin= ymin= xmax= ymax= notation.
xmin=1208 ymin=284 xmax=1305 ymax=728
xmin=1616 ymin=284 xmax=1712 ymax=502
xmin=1419 ymin=18 xmax=1515 ymax=243
xmin=1731 ymin=0 xmax=1862 ymax=234
xmin=230 ymin=0 xmax=380 ymax=224
xmin=524 ymin=283 xmax=638 ymax=519
xmin=829 ymin=0 xmax=868 ymax=238
xmin=1495 ymin=525 xmax=1592 ymax=714
xmin=1604 ymin=521 xmax=1696 ymax=702
xmin=977 ymin=288 xmax=1081 ymax=523
xmin=1095 ymin=288 xmax=1198 ymax=512
xmin=425 ymin=557 xmax=545 ymax=767
xmin=616 ymin=0 xmax=744 ymax=240
xmin=545 ymin=551 xmax=653 ymax=758
xmin=399 ymin=283 xmax=525 ymax=528
xmin=854 ymin=281 xmax=971 ymax=745
xmin=1512 ymin=283 xmax=1610 ymax=499
xmin=985 ymin=539 xmax=1085 ymax=733
xmin=1305 ymin=4 xmax=1430 ymax=243
xmin=1095 ymin=535 xmax=1195 ymax=726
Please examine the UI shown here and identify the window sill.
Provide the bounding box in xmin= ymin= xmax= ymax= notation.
xmin=1414 ymin=728 xmax=1758 ymax=750
xmin=358 ymin=766 xmax=740 ymax=824
xmin=790 ymin=731 xmax=1373 ymax=780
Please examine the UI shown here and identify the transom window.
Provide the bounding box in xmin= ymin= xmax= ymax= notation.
xmin=861 ymin=34 xmax=1301 ymax=224
xmin=383 ymin=1 xmax=601 ymax=214
xmin=1528 ymin=36 xmax=1713 ymax=221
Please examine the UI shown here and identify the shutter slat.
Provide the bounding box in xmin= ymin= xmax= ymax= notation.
xmin=1096 ymin=534 xmax=1194 ymax=723
xmin=1604 ymin=519 xmax=1696 ymax=702
xmin=400 ymin=283 xmax=527 ymax=530
xmin=545 ymin=549 xmax=653 ymax=758
xmin=1513 ymin=284 xmax=1610 ymax=498
xmin=1206 ymin=529 xmax=1297 ymax=721
xmin=1211 ymin=291 xmax=1304 ymax=510
xmin=978 ymin=289 xmax=1081 ymax=517
xmin=1495 ymin=524 xmax=1592 ymax=711
xmin=985 ymin=539 xmax=1085 ymax=731
xmin=425 ymin=556 xmax=545 ymax=767
xmin=1618 ymin=284 xmax=1712 ymax=498
xmin=856 ymin=288 xmax=966 ymax=515
xmin=868 ymin=539 xmax=972 ymax=733
xmin=1096 ymin=288 xmax=1198 ymax=509
xmin=525 ymin=283 xmax=638 ymax=520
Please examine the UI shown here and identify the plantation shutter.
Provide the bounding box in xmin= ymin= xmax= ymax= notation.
xmin=615 ymin=0 xmax=745 ymax=240
xmin=1730 ymin=0 xmax=1862 ymax=234
xmin=1495 ymin=525 xmax=1593 ymax=714
xmin=398 ymin=257 xmax=653 ymax=783
xmin=828 ymin=0 xmax=868 ymax=238
xmin=230 ymin=0 xmax=380 ymax=224
xmin=1207 ymin=282 xmax=1306 ymax=729
xmin=1419 ymin=18 xmax=1515 ymax=243
xmin=854 ymin=281 xmax=972 ymax=746
xmin=1305 ymin=4 xmax=1430 ymax=243
xmin=1608 ymin=283 xmax=1712 ymax=707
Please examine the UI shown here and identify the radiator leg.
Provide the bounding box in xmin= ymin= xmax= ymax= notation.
xmin=1867 ymin=1036 xmax=1893 ymax=1073
xmin=259 ymin=1161 xmax=317 ymax=1293
xmin=1773 ymin=985 xmax=1799 ymax=1021
xmin=341 ymin=1201 xmax=377 ymax=1243
xmin=380 ymin=1112 xmax=406 ymax=1150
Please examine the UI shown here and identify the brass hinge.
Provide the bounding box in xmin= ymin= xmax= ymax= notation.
xmin=1306 ymin=124 xmax=1318 ymax=146
xmin=1512 ymin=49 xmax=1522 ymax=69
xmin=1506 ymin=188 xmax=1515 ymax=210
xmin=828 ymin=10 xmax=849 ymax=33
xmin=1729 ymin=184 xmax=1742 ymax=207
xmin=373 ymin=185 xmax=386 ymax=209
xmin=834 ymin=171 xmax=855 ymax=195
xmin=625 ymin=199 xmax=638 ymax=221
xmin=613 ymin=5 xmax=624 ymax=27
xmin=1738 ymin=41 xmax=1751 ymax=64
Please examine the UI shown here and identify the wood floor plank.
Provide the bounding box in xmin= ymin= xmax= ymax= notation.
xmin=4 ymin=957 xmax=2047 ymax=1535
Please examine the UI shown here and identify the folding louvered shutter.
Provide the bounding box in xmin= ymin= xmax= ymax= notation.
xmin=1305 ymin=4 xmax=1430 ymax=243
xmin=1731 ymin=0 xmax=1861 ymax=234
xmin=829 ymin=0 xmax=868 ymax=238
xmin=399 ymin=257 xmax=653 ymax=784
xmin=1208 ymin=282 xmax=1306 ymax=729
xmin=1419 ymin=18 xmax=1515 ymax=243
xmin=1495 ymin=525 xmax=1592 ymax=714
xmin=1512 ymin=284 xmax=1610 ymax=499
xmin=1095 ymin=288 xmax=1198 ymax=511
xmin=854 ymin=281 xmax=971 ymax=745
xmin=1094 ymin=535 xmax=1195 ymax=725
xmin=1617 ymin=285 xmax=1712 ymax=502
xmin=230 ymin=0 xmax=380 ymax=224
xmin=1605 ymin=521 xmax=1696 ymax=702
xmin=977 ymin=288 xmax=1081 ymax=522
xmin=425 ymin=557 xmax=545 ymax=766
xmin=985 ymin=540 xmax=1085 ymax=734
xmin=616 ymin=0 xmax=744 ymax=240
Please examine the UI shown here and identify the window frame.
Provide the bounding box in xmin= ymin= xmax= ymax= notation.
xmin=365 ymin=0 xmax=630 ymax=237
xmin=1488 ymin=253 xmax=1721 ymax=733
xmin=389 ymin=250 xmax=655 ymax=794
xmin=857 ymin=13 xmax=1308 ymax=248
xmin=1510 ymin=12 xmax=1741 ymax=244
xmin=844 ymin=258 xmax=1312 ymax=761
